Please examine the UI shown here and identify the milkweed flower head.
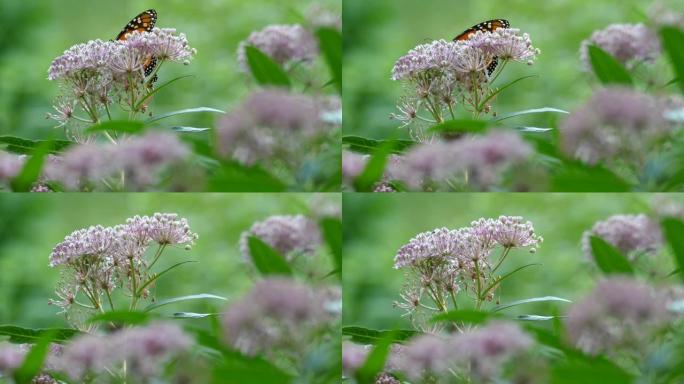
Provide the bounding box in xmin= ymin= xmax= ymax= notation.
xmin=580 ymin=23 xmax=661 ymax=70
xmin=560 ymin=87 xmax=669 ymax=166
xmin=581 ymin=214 xmax=662 ymax=262
xmin=239 ymin=214 xmax=321 ymax=264
xmin=565 ymin=277 xmax=669 ymax=356
xmin=216 ymin=89 xmax=324 ymax=166
xmin=221 ymin=278 xmax=331 ymax=360
xmin=237 ymin=24 xmax=318 ymax=72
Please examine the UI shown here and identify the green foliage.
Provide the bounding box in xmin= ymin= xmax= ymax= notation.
xmin=13 ymin=330 xmax=56 ymax=384
xmin=587 ymin=45 xmax=634 ymax=86
xmin=431 ymin=309 xmax=498 ymax=324
xmin=342 ymin=136 xmax=415 ymax=154
xmin=428 ymin=119 xmax=489 ymax=135
xmin=356 ymin=331 xmax=396 ymax=384
xmin=317 ymin=28 xmax=342 ymax=94
xmin=320 ymin=217 xmax=343 ymax=273
xmin=208 ymin=162 xmax=287 ymax=192
xmin=0 ymin=136 xmax=73 ymax=155
xmin=662 ymin=218 xmax=684 ymax=282
xmin=353 ymin=145 xmax=390 ymax=191
xmin=143 ymin=293 xmax=228 ymax=312
xmin=244 ymin=46 xmax=292 ymax=88
xmin=247 ymin=236 xmax=294 ymax=276
xmin=491 ymin=296 xmax=572 ymax=312
xmin=0 ymin=325 xmax=81 ymax=344
xmin=10 ymin=141 xmax=51 ymax=192
xmin=589 ymin=236 xmax=635 ymax=275
xmin=342 ymin=326 xmax=419 ymax=344
xmin=86 ymin=120 xmax=146 ymax=134
xmin=661 ymin=26 xmax=684 ymax=94
xmin=551 ymin=162 xmax=632 ymax=192
xmin=86 ymin=311 xmax=151 ymax=325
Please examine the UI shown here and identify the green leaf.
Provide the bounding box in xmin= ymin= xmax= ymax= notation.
xmin=143 ymin=293 xmax=227 ymax=312
xmin=551 ymin=161 xmax=632 ymax=192
xmin=172 ymin=312 xmax=219 ymax=319
xmin=172 ymin=126 xmax=211 ymax=133
xmin=342 ymin=326 xmax=419 ymax=344
xmin=494 ymin=107 xmax=570 ymax=122
xmin=0 ymin=325 xmax=82 ymax=344
xmin=244 ymin=45 xmax=291 ymax=88
xmin=316 ymin=28 xmax=342 ymax=94
xmin=87 ymin=311 xmax=150 ymax=325
xmin=134 ymin=74 xmax=194 ymax=110
xmin=208 ymin=161 xmax=286 ymax=192
xmin=86 ymin=120 xmax=145 ymax=134
xmin=589 ymin=236 xmax=634 ymax=275
xmin=342 ymin=136 xmax=416 ymax=154
xmin=320 ymin=217 xmax=342 ymax=273
xmin=356 ymin=331 xmax=396 ymax=384
xmin=354 ymin=144 xmax=390 ymax=192
xmin=10 ymin=141 xmax=51 ymax=192
xmin=662 ymin=218 xmax=684 ymax=282
xmin=0 ymin=136 xmax=73 ymax=155
xmin=431 ymin=310 xmax=499 ymax=324
xmin=213 ymin=349 xmax=293 ymax=384
xmin=661 ymin=27 xmax=684 ymax=94
xmin=492 ymin=296 xmax=571 ymax=312
xmin=517 ymin=314 xmax=557 ymax=321
xmin=13 ymin=330 xmax=56 ymax=384
xmin=428 ymin=119 xmax=489 ymax=135
xmin=247 ymin=236 xmax=293 ymax=276
xmin=137 ymin=260 xmax=198 ymax=296
xmin=587 ymin=45 xmax=633 ymax=86
xmin=551 ymin=356 xmax=635 ymax=384
xmin=146 ymin=107 xmax=225 ymax=124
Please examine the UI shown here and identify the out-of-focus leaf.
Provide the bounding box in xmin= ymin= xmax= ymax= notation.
xmin=320 ymin=217 xmax=342 ymax=273
xmin=208 ymin=161 xmax=286 ymax=192
xmin=144 ymin=294 xmax=227 ymax=312
xmin=342 ymin=136 xmax=416 ymax=154
xmin=0 ymin=325 xmax=81 ymax=344
xmin=492 ymin=296 xmax=571 ymax=312
xmin=356 ymin=331 xmax=396 ymax=384
xmin=87 ymin=311 xmax=150 ymax=325
xmin=354 ymin=144 xmax=390 ymax=192
xmin=10 ymin=141 xmax=51 ymax=192
xmin=590 ymin=236 xmax=634 ymax=275
xmin=244 ymin=45 xmax=291 ymax=88
xmin=661 ymin=27 xmax=684 ymax=94
xmin=517 ymin=314 xmax=557 ymax=321
xmin=662 ymin=218 xmax=684 ymax=282
xmin=428 ymin=119 xmax=489 ymax=136
xmin=86 ymin=120 xmax=145 ymax=134
xmin=171 ymin=126 xmax=211 ymax=133
xmin=342 ymin=326 xmax=419 ymax=344
xmin=587 ymin=45 xmax=634 ymax=86
xmin=431 ymin=310 xmax=499 ymax=324
xmin=317 ymin=28 xmax=342 ymax=93
xmin=494 ymin=107 xmax=569 ymax=122
xmin=0 ymin=136 xmax=73 ymax=154
xmin=136 ymin=260 xmax=198 ymax=296
xmin=13 ymin=330 xmax=55 ymax=384
xmin=172 ymin=312 xmax=219 ymax=319
xmin=247 ymin=236 xmax=293 ymax=276
xmin=551 ymin=161 xmax=632 ymax=192
xmin=213 ymin=349 xmax=292 ymax=384
xmin=551 ymin=356 xmax=635 ymax=384
xmin=134 ymin=74 xmax=194 ymax=109
xmin=146 ymin=107 xmax=225 ymax=124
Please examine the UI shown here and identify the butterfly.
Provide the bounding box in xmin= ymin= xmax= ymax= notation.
xmin=115 ymin=9 xmax=159 ymax=81
xmin=454 ymin=19 xmax=510 ymax=76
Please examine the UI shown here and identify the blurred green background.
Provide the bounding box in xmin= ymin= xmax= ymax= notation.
xmin=342 ymin=193 xmax=681 ymax=329
xmin=0 ymin=193 xmax=340 ymax=327
xmin=343 ymin=0 xmax=674 ymax=139
xmin=0 ymin=0 xmax=340 ymax=139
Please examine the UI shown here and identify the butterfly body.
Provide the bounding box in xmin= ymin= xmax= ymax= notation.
xmin=116 ymin=9 xmax=159 ymax=83
xmin=454 ymin=19 xmax=510 ymax=75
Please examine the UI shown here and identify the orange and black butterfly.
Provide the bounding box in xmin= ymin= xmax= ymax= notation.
xmin=116 ymin=9 xmax=158 ymax=81
xmin=454 ymin=19 xmax=510 ymax=76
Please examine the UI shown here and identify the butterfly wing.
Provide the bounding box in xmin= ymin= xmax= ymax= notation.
xmin=116 ymin=9 xmax=157 ymax=41
xmin=454 ymin=19 xmax=510 ymax=76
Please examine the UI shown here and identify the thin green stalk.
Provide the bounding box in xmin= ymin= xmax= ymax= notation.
xmin=129 ymin=257 xmax=138 ymax=311
xmin=148 ymin=244 xmax=166 ymax=270
xmin=491 ymin=247 xmax=512 ymax=274
xmin=488 ymin=59 xmax=509 ymax=85
xmin=474 ymin=261 xmax=483 ymax=309
xmin=106 ymin=290 xmax=115 ymax=311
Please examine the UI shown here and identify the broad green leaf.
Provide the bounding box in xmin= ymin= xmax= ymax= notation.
xmin=0 ymin=325 xmax=81 ymax=344
xmin=492 ymin=296 xmax=571 ymax=312
xmin=342 ymin=326 xmax=419 ymax=344
xmin=551 ymin=161 xmax=632 ymax=192
xmin=517 ymin=127 xmax=554 ymax=133
xmin=134 ymin=74 xmax=194 ymax=110
xmin=428 ymin=119 xmax=489 ymax=135
xmin=172 ymin=312 xmax=219 ymax=319
xmin=587 ymin=45 xmax=634 ymax=86
xmin=494 ymin=107 xmax=570 ymax=122
xmin=137 ymin=260 xmax=198 ymax=296
xmin=247 ymin=236 xmax=293 ymax=276
xmin=354 ymin=144 xmax=390 ymax=192
xmin=661 ymin=27 xmax=684 ymax=94
xmin=356 ymin=331 xmax=396 ymax=384
xmin=244 ymin=46 xmax=291 ymax=88
xmin=662 ymin=218 xmax=684 ymax=282
xmin=144 ymin=293 xmax=227 ymax=312
xmin=87 ymin=311 xmax=150 ymax=325
xmin=517 ymin=314 xmax=556 ymax=321
xmin=146 ymin=107 xmax=225 ymax=124
xmin=431 ymin=310 xmax=499 ymax=324
xmin=10 ymin=141 xmax=50 ymax=192
xmin=13 ymin=330 xmax=55 ymax=384
xmin=213 ymin=349 xmax=292 ymax=384
xmin=551 ymin=357 xmax=635 ymax=384
xmin=86 ymin=120 xmax=145 ymax=134
xmin=590 ymin=236 xmax=634 ymax=275
xmin=342 ymin=136 xmax=416 ymax=154
xmin=320 ymin=217 xmax=342 ymax=273
xmin=208 ymin=161 xmax=286 ymax=192
xmin=317 ymin=28 xmax=342 ymax=93
xmin=171 ymin=126 xmax=211 ymax=133
xmin=0 ymin=136 xmax=73 ymax=155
